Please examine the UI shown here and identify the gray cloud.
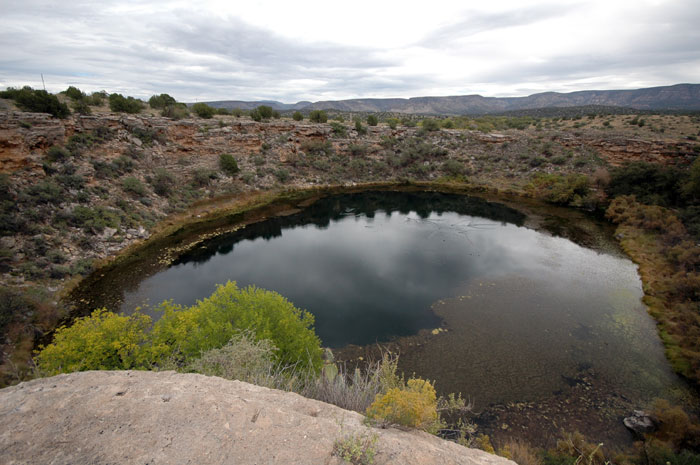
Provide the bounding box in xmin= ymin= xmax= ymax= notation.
xmin=0 ymin=1 xmax=698 ymax=102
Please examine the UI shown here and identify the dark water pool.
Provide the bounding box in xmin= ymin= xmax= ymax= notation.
xmin=111 ymin=190 xmax=689 ymax=445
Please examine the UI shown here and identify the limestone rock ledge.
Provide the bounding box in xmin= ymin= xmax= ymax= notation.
xmin=0 ymin=370 xmax=515 ymax=465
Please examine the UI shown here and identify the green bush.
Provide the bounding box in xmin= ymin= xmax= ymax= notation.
xmin=330 ymin=121 xmax=347 ymax=137
xmin=293 ymin=111 xmax=303 ymax=121
xmin=367 ymin=115 xmax=378 ymax=126
xmin=162 ymin=104 xmax=189 ymax=120
xmin=72 ymin=99 xmax=91 ymax=115
xmin=257 ymin=105 xmax=274 ymax=119
xmin=355 ymin=120 xmax=367 ymax=135
xmin=151 ymin=168 xmax=176 ymax=196
xmin=274 ymin=168 xmax=290 ymax=182
xmin=421 ymin=119 xmax=440 ymax=132
xmin=23 ymin=180 xmax=63 ymax=204
xmin=35 ymin=282 xmax=323 ymax=374
xmin=192 ymin=103 xmax=215 ymax=118
xmin=150 ymin=282 xmax=322 ymax=370
xmin=64 ymin=86 xmax=85 ymax=100
xmin=219 ymin=153 xmax=240 ymax=176
xmin=109 ymin=93 xmax=144 ymax=114
xmin=122 ymin=176 xmax=147 ymax=196
xmin=192 ymin=168 xmax=218 ymax=187
xmin=606 ymin=161 xmax=682 ymax=207
xmin=387 ymin=118 xmax=399 ymax=130
xmin=34 ymin=309 xmax=153 ymax=375
xmin=47 ymin=146 xmax=70 ymax=162
xmin=69 ymin=205 xmax=120 ymax=232
xmin=1 ymin=86 xmax=70 ymax=118
xmin=148 ymin=93 xmax=177 ymax=109
xmin=250 ymin=108 xmax=262 ymax=121
xmin=528 ymin=173 xmax=590 ymax=206
xmin=309 ymin=110 xmax=328 ymax=123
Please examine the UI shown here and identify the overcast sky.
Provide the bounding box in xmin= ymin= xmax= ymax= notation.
xmin=1 ymin=0 xmax=699 ymax=102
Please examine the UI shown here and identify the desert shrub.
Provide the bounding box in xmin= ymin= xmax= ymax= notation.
xmin=330 ymin=121 xmax=347 ymax=137
xmin=274 ymin=168 xmax=290 ymax=182
xmin=552 ymin=432 xmax=607 ymax=465
xmin=309 ymin=110 xmax=328 ymax=123
xmin=387 ymin=118 xmax=399 ymax=130
xmin=256 ymin=105 xmax=274 ymax=119
xmin=151 ymin=168 xmax=176 ymax=196
xmin=23 ymin=180 xmax=63 ymax=205
xmin=527 ymin=173 xmax=590 ymax=206
xmin=108 ymin=93 xmax=144 ymax=114
xmin=366 ymin=378 xmax=439 ymax=431
xmin=219 ymin=153 xmax=240 ymax=176
xmin=192 ymin=168 xmax=218 ymax=187
xmin=349 ymin=144 xmax=368 ymax=157
xmin=421 ymin=119 xmax=440 ymax=132
xmin=63 ymin=86 xmax=85 ymax=100
xmin=161 ymin=104 xmax=189 ymax=120
xmin=71 ymin=99 xmax=91 ymax=115
xmin=1 ymin=86 xmax=70 ymax=118
xmin=607 ymin=162 xmax=683 ymax=207
xmin=185 ymin=330 xmax=278 ymax=383
xmin=192 ymin=102 xmax=216 ymax=118
xmin=69 ymin=205 xmax=120 ymax=232
xmin=355 ymin=120 xmax=367 ymax=135
xmin=497 ymin=439 xmax=542 ymax=465
xmin=333 ymin=431 xmax=378 ymax=465
xmin=34 ymin=309 xmax=152 ymax=375
xmin=367 ymin=115 xmax=378 ymax=126
xmin=443 ymin=159 xmax=466 ymax=177
xmin=55 ymin=173 xmax=86 ymax=190
xmin=682 ymin=157 xmax=700 ymax=202
xmin=250 ymin=108 xmax=262 ymax=121
xmin=650 ymin=399 xmax=700 ymax=450
xmin=301 ymin=140 xmax=333 ymax=156
xmin=46 ymin=146 xmax=70 ymax=163
xmin=122 ymin=176 xmax=147 ymax=196
xmin=293 ymin=111 xmax=303 ymax=121
xmin=87 ymin=91 xmax=106 ymax=106
xmin=0 ymin=289 xmax=34 ymax=333
xmin=216 ymin=108 xmax=230 ymax=115
xmin=149 ymin=281 xmax=322 ymax=370
xmin=148 ymin=93 xmax=177 ymax=109
xmin=441 ymin=119 xmax=454 ymax=129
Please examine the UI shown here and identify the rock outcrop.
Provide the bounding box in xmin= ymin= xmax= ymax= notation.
xmin=0 ymin=370 xmax=515 ymax=465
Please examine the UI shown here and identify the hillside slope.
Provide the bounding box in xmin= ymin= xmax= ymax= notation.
xmin=0 ymin=370 xmax=515 ymax=465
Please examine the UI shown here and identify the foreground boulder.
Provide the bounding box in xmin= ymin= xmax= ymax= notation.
xmin=0 ymin=370 xmax=514 ymax=465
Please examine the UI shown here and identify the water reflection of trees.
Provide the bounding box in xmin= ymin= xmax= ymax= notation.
xmin=175 ymin=192 xmax=525 ymax=266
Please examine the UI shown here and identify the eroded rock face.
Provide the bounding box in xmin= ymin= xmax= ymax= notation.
xmin=0 ymin=370 xmax=515 ymax=465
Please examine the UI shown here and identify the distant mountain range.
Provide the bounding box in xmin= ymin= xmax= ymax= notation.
xmin=203 ymin=83 xmax=700 ymax=115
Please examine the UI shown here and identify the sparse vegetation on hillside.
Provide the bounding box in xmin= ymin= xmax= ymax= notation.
xmin=109 ymin=93 xmax=144 ymax=114
xmin=0 ymin=86 xmax=70 ymax=118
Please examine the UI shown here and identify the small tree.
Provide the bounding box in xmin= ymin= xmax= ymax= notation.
xmin=421 ymin=119 xmax=440 ymax=131
xmin=254 ymin=105 xmax=273 ymax=119
xmin=109 ymin=94 xmax=144 ymax=114
xmin=355 ymin=120 xmax=367 ymax=135
xmin=367 ymin=115 xmax=378 ymax=126
xmin=148 ymin=93 xmax=177 ymax=109
xmin=219 ymin=153 xmax=239 ymax=176
xmin=293 ymin=111 xmax=303 ymax=121
xmin=309 ymin=110 xmax=328 ymax=123
xmin=250 ymin=108 xmax=262 ymax=122
xmin=192 ymin=102 xmax=215 ymax=119
xmin=64 ymin=86 xmax=85 ymax=100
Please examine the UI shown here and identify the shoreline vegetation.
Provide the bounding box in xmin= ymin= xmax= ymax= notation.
xmin=1 ymin=86 xmax=700 ymax=463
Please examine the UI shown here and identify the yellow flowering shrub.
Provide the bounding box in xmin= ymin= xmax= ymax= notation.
xmin=34 ymin=308 xmax=152 ymax=375
xmin=365 ymin=378 xmax=438 ymax=430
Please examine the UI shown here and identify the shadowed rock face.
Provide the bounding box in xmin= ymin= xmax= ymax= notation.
xmin=0 ymin=370 xmax=515 ymax=465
